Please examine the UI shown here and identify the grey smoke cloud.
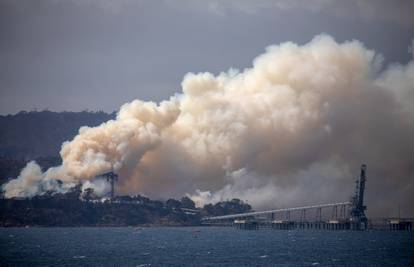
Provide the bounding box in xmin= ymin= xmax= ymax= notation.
xmin=2 ymin=35 xmax=414 ymax=217
xmin=191 ymin=0 xmax=414 ymax=26
xmin=67 ymin=0 xmax=414 ymax=26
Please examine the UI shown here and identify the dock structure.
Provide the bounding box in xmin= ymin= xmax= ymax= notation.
xmin=369 ymin=218 xmax=413 ymax=231
xmin=203 ymin=202 xmax=353 ymax=230
xmin=202 ymin=164 xmax=413 ymax=231
xmin=234 ymin=219 xmax=258 ymax=230
xmin=349 ymin=164 xmax=368 ymax=230
xmin=388 ymin=219 xmax=413 ymax=231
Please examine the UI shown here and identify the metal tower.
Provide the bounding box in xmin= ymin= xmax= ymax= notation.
xmin=350 ymin=164 xmax=368 ymax=230
xmin=103 ymin=172 xmax=118 ymax=200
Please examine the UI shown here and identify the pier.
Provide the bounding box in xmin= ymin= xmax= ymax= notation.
xmin=202 ymin=164 xmax=413 ymax=231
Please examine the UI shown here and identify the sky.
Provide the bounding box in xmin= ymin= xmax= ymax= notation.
xmin=1 ymin=0 xmax=414 ymax=115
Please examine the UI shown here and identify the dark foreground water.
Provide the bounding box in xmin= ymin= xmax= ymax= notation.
xmin=0 ymin=227 xmax=413 ymax=267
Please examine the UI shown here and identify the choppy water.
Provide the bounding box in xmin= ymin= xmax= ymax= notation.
xmin=0 ymin=227 xmax=413 ymax=266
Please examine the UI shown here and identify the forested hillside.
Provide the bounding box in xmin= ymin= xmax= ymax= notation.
xmin=0 ymin=110 xmax=115 ymax=159
xmin=0 ymin=110 xmax=115 ymax=184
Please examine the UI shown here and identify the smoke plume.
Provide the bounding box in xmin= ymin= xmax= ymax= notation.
xmin=2 ymin=35 xmax=414 ymax=216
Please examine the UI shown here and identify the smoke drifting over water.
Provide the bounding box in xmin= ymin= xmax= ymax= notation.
xmin=2 ymin=35 xmax=414 ymax=216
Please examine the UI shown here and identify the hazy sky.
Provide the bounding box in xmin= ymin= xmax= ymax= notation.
xmin=1 ymin=0 xmax=413 ymax=115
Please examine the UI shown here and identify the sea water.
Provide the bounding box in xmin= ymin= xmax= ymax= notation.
xmin=1 ymin=227 xmax=413 ymax=266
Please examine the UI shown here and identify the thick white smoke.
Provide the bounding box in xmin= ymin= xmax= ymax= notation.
xmin=81 ymin=179 xmax=110 ymax=197
xmin=2 ymin=35 xmax=414 ymax=216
